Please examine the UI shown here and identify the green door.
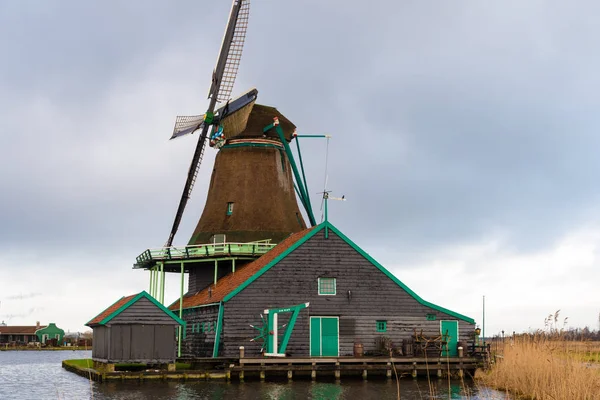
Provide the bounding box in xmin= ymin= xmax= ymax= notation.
xmin=310 ymin=317 xmax=338 ymax=357
xmin=441 ymin=320 xmax=458 ymax=357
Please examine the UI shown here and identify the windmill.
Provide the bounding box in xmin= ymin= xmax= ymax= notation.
xmin=137 ymin=0 xmax=319 ymax=305
xmin=164 ymin=0 xmax=253 ymax=248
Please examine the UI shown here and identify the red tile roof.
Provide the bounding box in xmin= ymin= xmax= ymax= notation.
xmin=170 ymin=228 xmax=313 ymax=310
xmin=87 ymin=294 xmax=137 ymax=325
xmin=0 ymin=326 xmax=46 ymax=334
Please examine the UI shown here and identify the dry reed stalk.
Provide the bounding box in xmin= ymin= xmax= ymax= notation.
xmin=478 ymin=337 xmax=600 ymax=399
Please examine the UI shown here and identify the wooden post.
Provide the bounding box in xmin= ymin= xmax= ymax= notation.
xmin=412 ymin=362 xmax=417 ymax=378
xmin=386 ymin=362 xmax=392 ymax=379
xmin=335 ymin=362 xmax=341 ymax=380
xmin=287 ymin=363 xmax=293 ymax=380
xmin=239 ymin=369 xmax=244 ymax=382
xmin=311 ymin=362 xmax=316 ymax=380
xmin=362 ymin=362 xmax=367 ymax=380
xmin=437 ymin=362 xmax=442 ymax=378
xmin=260 ymin=362 xmax=265 ymax=381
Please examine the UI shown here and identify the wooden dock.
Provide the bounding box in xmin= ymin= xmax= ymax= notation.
xmin=234 ymin=356 xmax=479 ymax=381
xmin=63 ymin=356 xmax=482 ymax=383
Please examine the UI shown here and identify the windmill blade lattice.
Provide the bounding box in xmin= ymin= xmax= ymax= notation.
xmin=164 ymin=0 xmax=250 ymax=247
xmin=216 ymin=0 xmax=250 ymax=102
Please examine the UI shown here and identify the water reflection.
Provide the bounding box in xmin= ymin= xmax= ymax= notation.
xmin=0 ymin=351 xmax=509 ymax=399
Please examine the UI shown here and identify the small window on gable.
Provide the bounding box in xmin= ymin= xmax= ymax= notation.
xmin=426 ymin=313 xmax=436 ymax=321
xmin=318 ymin=277 xmax=336 ymax=295
xmin=376 ymin=320 xmax=387 ymax=332
xmin=227 ymin=202 xmax=234 ymax=215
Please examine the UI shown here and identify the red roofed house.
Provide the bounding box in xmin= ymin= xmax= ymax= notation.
xmin=0 ymin=321 xmax=65 ymax=345
xmin=167 ymin=221 xmax=475 ymax=358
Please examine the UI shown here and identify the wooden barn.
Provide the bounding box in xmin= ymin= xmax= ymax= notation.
xmin=168 ymin=221 xmax=475 ymax=358
xmin=87 ymin=291 xmax=185 ymax=367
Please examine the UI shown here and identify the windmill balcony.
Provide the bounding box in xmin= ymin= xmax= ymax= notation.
xmin=134 ymin=241 xmax=275 ymax=270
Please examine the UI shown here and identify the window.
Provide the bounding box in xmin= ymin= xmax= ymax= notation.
xmin=226 ymin=202 xmax=234 ymax=215
xmin=318 ymin=277 xmax=336 ymax=295
xmin=376 ymin=320 xmax=387 ymax=332
xmin=426 ymin=313 xmax=436 ymax=321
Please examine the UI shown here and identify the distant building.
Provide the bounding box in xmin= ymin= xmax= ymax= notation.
xmin=0 ymin=321 xmax=65 ymax=345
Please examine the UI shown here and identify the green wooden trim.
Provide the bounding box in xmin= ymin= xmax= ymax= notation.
xmin=222 ymin=227 xmax=324 ymax=302
xmin=94 ymin=291 xmax=186 ymax=326
xmin=277 ymin=303 xmax=309 ymax=353
xmin=376 ymin=320 xmax=387 ymax=332
xmin=318 ymin=277 xmax=336 ymax=295
xmin=222 ymin=221 xmax=474 ymax=324
xmin=327 ymin=223 xmax=475 ymax=324
xmin=212 ymin=302 xmax=224 ymax=358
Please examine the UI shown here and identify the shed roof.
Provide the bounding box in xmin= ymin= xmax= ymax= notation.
xmin=0 ymin=326 xmax=46 ymax=335
xmin=87 ymin=291 xmax=184 ymax=327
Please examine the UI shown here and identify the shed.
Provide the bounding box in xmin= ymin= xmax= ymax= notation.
xmin=87 ymin=291 xmax=184 ymax=364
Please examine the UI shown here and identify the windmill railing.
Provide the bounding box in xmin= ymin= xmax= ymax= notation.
xmin=134 ymin=242 xmax=276 ymax=269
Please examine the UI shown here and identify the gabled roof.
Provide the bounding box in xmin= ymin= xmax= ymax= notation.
xmin=169 ymin=228 xmax=314 ymax=311
xmin=0 ymin=326 xmax=47 ymax=335
xmin=171 ymin=221 xmax=475 ymax=324
xmin=87 ymin=291 xmax=184 ymax=326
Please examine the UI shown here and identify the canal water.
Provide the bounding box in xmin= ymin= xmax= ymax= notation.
xmin=0 ymin=350 xmax=508 ymax=399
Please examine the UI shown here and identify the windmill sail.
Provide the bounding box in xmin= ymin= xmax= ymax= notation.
xmin=210 ymin=0 xmax=250 ymax=102
xmin=165 ymin=0 xmax=250 ymax=247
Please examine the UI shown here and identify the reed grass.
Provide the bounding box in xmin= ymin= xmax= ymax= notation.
xmin=478 ymin=336 xmax=600 ymax=399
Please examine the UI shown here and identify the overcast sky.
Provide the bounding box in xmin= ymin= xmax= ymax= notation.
xmin=1 ymin=0 xmax=598 ymax=336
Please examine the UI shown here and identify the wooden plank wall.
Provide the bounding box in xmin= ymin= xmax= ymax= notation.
xmin=222 ymin=230 xmax=474 ymax=357
xmin=180 ymin=305 xmax=220 ymax=357
xmin=107 ymin=325 xmax=176 ymax=363
xmin=109 ymin=298 xmax=179 ymax=325
xmin=92 ymin=326 xmax=108 ymax=360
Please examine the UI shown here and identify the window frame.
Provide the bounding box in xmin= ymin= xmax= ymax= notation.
xmin=318 ymin=277 xmax=336 ymax=296
xmin=226 ymin=202 xmax=234 ymax=215
xmin=376 ymin=320 xmax=387 ymax=332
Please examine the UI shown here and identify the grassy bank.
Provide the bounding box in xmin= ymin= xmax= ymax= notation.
xmin=478 ymin=338 xmax=600 ymax=399
xmin=63 ymin=359 xmax=192 ymax=372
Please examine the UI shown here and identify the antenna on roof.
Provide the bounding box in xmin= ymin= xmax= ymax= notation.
xmin=318 ymin=191 xmax=346 ymax=239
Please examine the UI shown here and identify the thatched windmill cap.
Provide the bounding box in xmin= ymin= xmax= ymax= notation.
xmin=222 ymin=103 xmax=296 ymax=142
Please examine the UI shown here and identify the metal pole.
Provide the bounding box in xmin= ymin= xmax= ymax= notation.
xmin=325 ymin=197 xmax=329 ymax=238
xmin=178 ymin=262 xmax=184 ymax=357
xmin=214 ymin=260 xmax=218 ymax=285
xmin=160 ymin=262 xmax=165 ymax=304
xmin=483 ymin=295 xmax=486 ymax=346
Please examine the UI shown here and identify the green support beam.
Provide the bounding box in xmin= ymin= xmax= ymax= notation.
xmin=178 ymin=262 xmax=184 ymax=357
xmin=269 ymin=123 xmax=316 ymax=226
xmin=213 ymin=302 xmax=224 ymax=358
xmin=264 ymin=302 xmax=310 ymax=356
xmin=295 ymin=136 xmax=311 ymax=215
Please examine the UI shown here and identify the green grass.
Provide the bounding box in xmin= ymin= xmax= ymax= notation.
xmin=64 ymin=359 xmax=94 ymax=368
xmin=64 ymin=359 xmax=193 ymax=371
